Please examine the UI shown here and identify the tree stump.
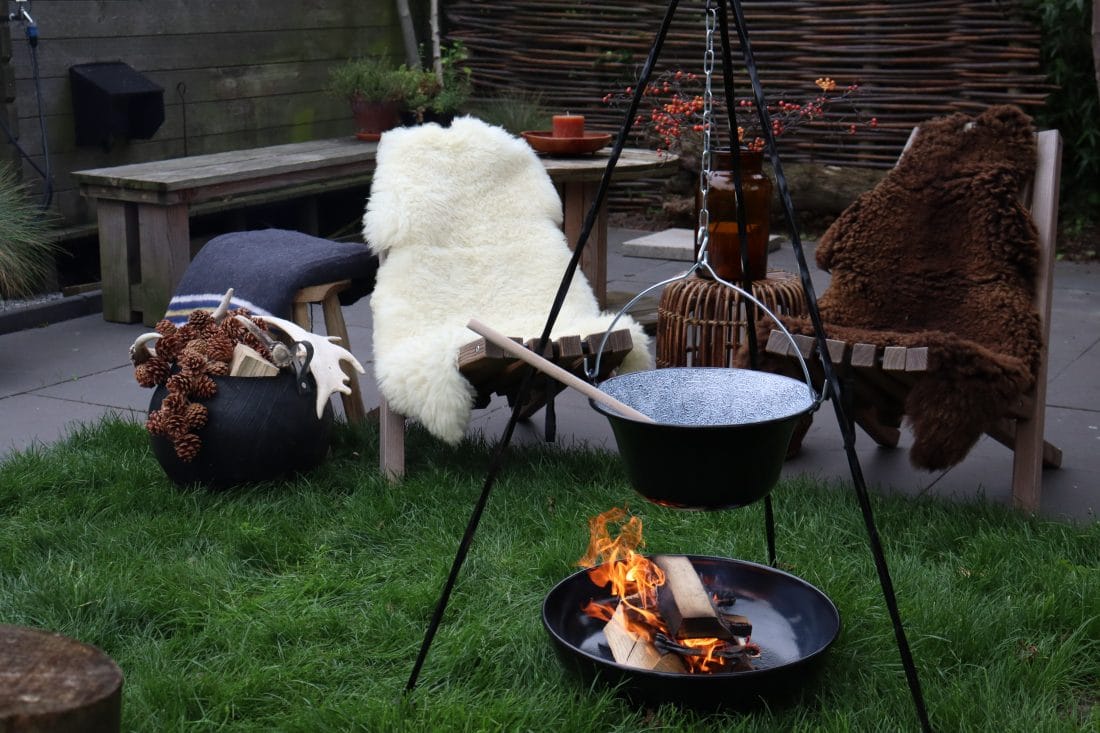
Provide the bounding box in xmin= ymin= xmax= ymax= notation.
xmin=0 ymin=625 xmax=123 ymax=732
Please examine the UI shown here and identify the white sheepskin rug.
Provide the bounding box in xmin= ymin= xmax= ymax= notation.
xmin=363 ymin=115 xmax=653 ymax=443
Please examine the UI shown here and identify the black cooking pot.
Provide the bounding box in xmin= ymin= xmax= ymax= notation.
xmin=149 ymin=368 xmax=333 ymax=490
xmin=590 ymin=367 xmax=816 ymax=509
xmin=542 ymin=554 xmax=840 ymax=710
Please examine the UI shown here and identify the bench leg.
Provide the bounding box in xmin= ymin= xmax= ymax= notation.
xmin=137 ymin=203 xmax=191 ymax=326
xmin=97 ymin=200 xmax=141 ymax=323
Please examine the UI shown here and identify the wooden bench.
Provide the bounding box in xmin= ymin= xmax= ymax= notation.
xmin=75 ymin=140 xmax=675 ymax=326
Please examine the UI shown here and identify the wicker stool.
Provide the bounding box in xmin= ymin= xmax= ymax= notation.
xmin=657 ymin=271 xmax=807 ymax=368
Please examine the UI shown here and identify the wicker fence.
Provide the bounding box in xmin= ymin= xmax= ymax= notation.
xmin=447 ymin=0 xmax=1048 ymax=216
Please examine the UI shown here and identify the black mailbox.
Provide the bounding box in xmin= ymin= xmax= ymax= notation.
xmin=69 ymin=62 xmax=165 ymax=148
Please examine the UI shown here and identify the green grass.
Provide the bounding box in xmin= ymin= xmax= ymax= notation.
xmin=1 ymin=417 xmax=1097 ymax=731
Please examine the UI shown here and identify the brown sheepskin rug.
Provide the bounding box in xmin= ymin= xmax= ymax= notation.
xmin=747 ymin=105 xmax=1043 ymax=470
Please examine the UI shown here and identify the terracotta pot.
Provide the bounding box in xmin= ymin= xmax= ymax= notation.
xmin=694 ymin=148 xmax=773 ymax=282
xmin=350 ymin=96 xmax=400 ymax=141
xmin=149 ymin=370 xmax=333 ymax=490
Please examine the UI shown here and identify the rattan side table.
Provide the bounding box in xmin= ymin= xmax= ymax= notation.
xmin=656 ymin=270 xmax=807 ymax=368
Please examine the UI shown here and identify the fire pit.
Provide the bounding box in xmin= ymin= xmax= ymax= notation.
xmin=542 ymin=554 xmax=840 ymax=708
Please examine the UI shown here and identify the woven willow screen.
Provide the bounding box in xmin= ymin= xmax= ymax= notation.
xmin=447 ymin=0 xmax=1047 ymax=171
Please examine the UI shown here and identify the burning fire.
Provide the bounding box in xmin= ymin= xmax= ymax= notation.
xmin=576 ymin=508 xmax=759 ymax=674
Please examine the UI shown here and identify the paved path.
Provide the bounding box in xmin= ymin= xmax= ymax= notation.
xmin=1 ymin=229 xmax=1096 ymax=522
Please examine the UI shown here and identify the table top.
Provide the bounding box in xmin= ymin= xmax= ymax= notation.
xmin=72 ymin=136 xmax=676 ymax=194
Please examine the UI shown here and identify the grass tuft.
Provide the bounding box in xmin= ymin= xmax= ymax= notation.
xmin=1 ymin=417 xmax=1097 ymax=731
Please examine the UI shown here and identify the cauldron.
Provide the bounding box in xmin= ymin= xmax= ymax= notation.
xmin=149 ymin=370 xmax=333 ymax=490
xmin=591 ymin=367 xmax=816 ymax=509
xmin=542 ymin=554 xmax=840 ymax=709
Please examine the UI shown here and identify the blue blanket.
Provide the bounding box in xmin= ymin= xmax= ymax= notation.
xmin=164 ymin=229 xmax=377 ymax=324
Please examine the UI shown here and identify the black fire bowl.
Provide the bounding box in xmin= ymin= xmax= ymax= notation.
xmin=542 ymin=555 xmax=840 ymax=710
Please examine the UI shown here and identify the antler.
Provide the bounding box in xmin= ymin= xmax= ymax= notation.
xmin=254 ymin=315 xmax=366 ymax=419
xmin=129 ymin=332 xmax=162 ymax=365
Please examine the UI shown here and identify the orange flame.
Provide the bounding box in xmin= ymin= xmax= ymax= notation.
xmin=576 ymin=507 xmax=668 ymax=639
xmin=576 ymin=507 xmax=750 ymax=673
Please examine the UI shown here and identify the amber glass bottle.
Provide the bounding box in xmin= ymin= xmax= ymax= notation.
xmin=693 ymin=148 xmax=773 ymax=282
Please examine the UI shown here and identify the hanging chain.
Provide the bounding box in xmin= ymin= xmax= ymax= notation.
xmin=695 ymin=1 xmax=718 ymax=265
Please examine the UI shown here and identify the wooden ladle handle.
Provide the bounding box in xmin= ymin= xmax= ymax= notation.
xmin=466 ymin=318 xmax=655 ymax=424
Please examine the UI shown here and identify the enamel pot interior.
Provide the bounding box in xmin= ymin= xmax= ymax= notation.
xmin=150 ymin=371 xmax=333 ymax=490
xmin=542 ymin=554 xmax=840 ymax=710
xmin=590 ymin=368 xmax=816 ymax=509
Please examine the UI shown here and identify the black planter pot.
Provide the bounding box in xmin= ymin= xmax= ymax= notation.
xmin=149 ymin=370 xmax=333 ymax=490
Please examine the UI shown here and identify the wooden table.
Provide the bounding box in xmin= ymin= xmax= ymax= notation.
xmin=74 ymin=139 xmax=674 ymax=325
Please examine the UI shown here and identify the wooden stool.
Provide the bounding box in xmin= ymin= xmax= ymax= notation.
xmin=292 ymin=280 xmax=366 ymax=424
xmin=657 ymin=271 xmax=807 ymax=368
xmin=0 ymin=624 xmax=123 ymax=732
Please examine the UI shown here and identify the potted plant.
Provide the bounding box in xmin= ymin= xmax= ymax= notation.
xmin=396 ymin=42 xmax=473 ymax=126
xmin=0 ymin=164 xmax=56 ymax=302
xmin=327 ymin=57 xmax=405 ymax=141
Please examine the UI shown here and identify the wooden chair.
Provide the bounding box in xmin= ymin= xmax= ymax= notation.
xmin=379 ymin=328 xmax=635 ymax=480
xmin=764 ymin=127 xmax=1062 ymax=512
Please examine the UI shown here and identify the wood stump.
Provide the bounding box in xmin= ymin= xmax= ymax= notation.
xmin=0 ymin=625 xmax=123 ymax=732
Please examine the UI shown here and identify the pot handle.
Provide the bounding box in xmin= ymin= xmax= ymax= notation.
xmin=293 ymin=341 xmax=316 ymax=396
xmin=588 ymin=259 xmax=823 ymax=407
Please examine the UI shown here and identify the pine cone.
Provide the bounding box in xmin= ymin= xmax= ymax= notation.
xmin=162 ymin=412 xmax=188 ymax=438
xmin=205 ymin=360 xmax=230 ymax=376
xmin=178 ymin=351 xmax=208 ymax=376
xmin=204 ymin=333 xmax=235 ymax=363
xmin=173 ymin=432 xmax=202 ymax=462
xmin=184 ymin=402 xmax=209 ymax=430
xmin=181 ymin=338 xmax=209 ymax=357
xmin=145 ymin=410 xmax=169 ymax=436
xmin=156 ymin=333 xmax=184 ymax=361
xmin=166 ymin=372 xmax=192 ymax=394
xmin=189 ymin=374 xmax=218 ymax=399
xmin=135 ymin=358 xmax=171 ymax=388
xmin=187 ymin=309 xmax=214 ymax=331
xmin=161 ymin=392 xmax=189 ymax=412
xmin=154 ymin=319 xmax=178 ymax=337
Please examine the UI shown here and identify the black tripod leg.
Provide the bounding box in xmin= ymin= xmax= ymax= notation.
xmin=716 ymin=1 xmax=933 ymax=730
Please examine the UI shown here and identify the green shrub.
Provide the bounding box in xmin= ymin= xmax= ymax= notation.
xmin=469 ymin=90 xmax=551 ymax=134
xmin=1024 ymin=0 xmax=1100 ymax=227
xmin=326 ymin=57 xmax=405 ymax=102
xmin=0 ymin=165 xmax=56 ymax=300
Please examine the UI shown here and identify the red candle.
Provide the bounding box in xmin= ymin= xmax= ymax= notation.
xmin=552 ymin=114 xmax=585 ymax=138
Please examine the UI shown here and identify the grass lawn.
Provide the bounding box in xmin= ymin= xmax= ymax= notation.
xmin=1 ymin=417 xmax=1097 ymax=731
